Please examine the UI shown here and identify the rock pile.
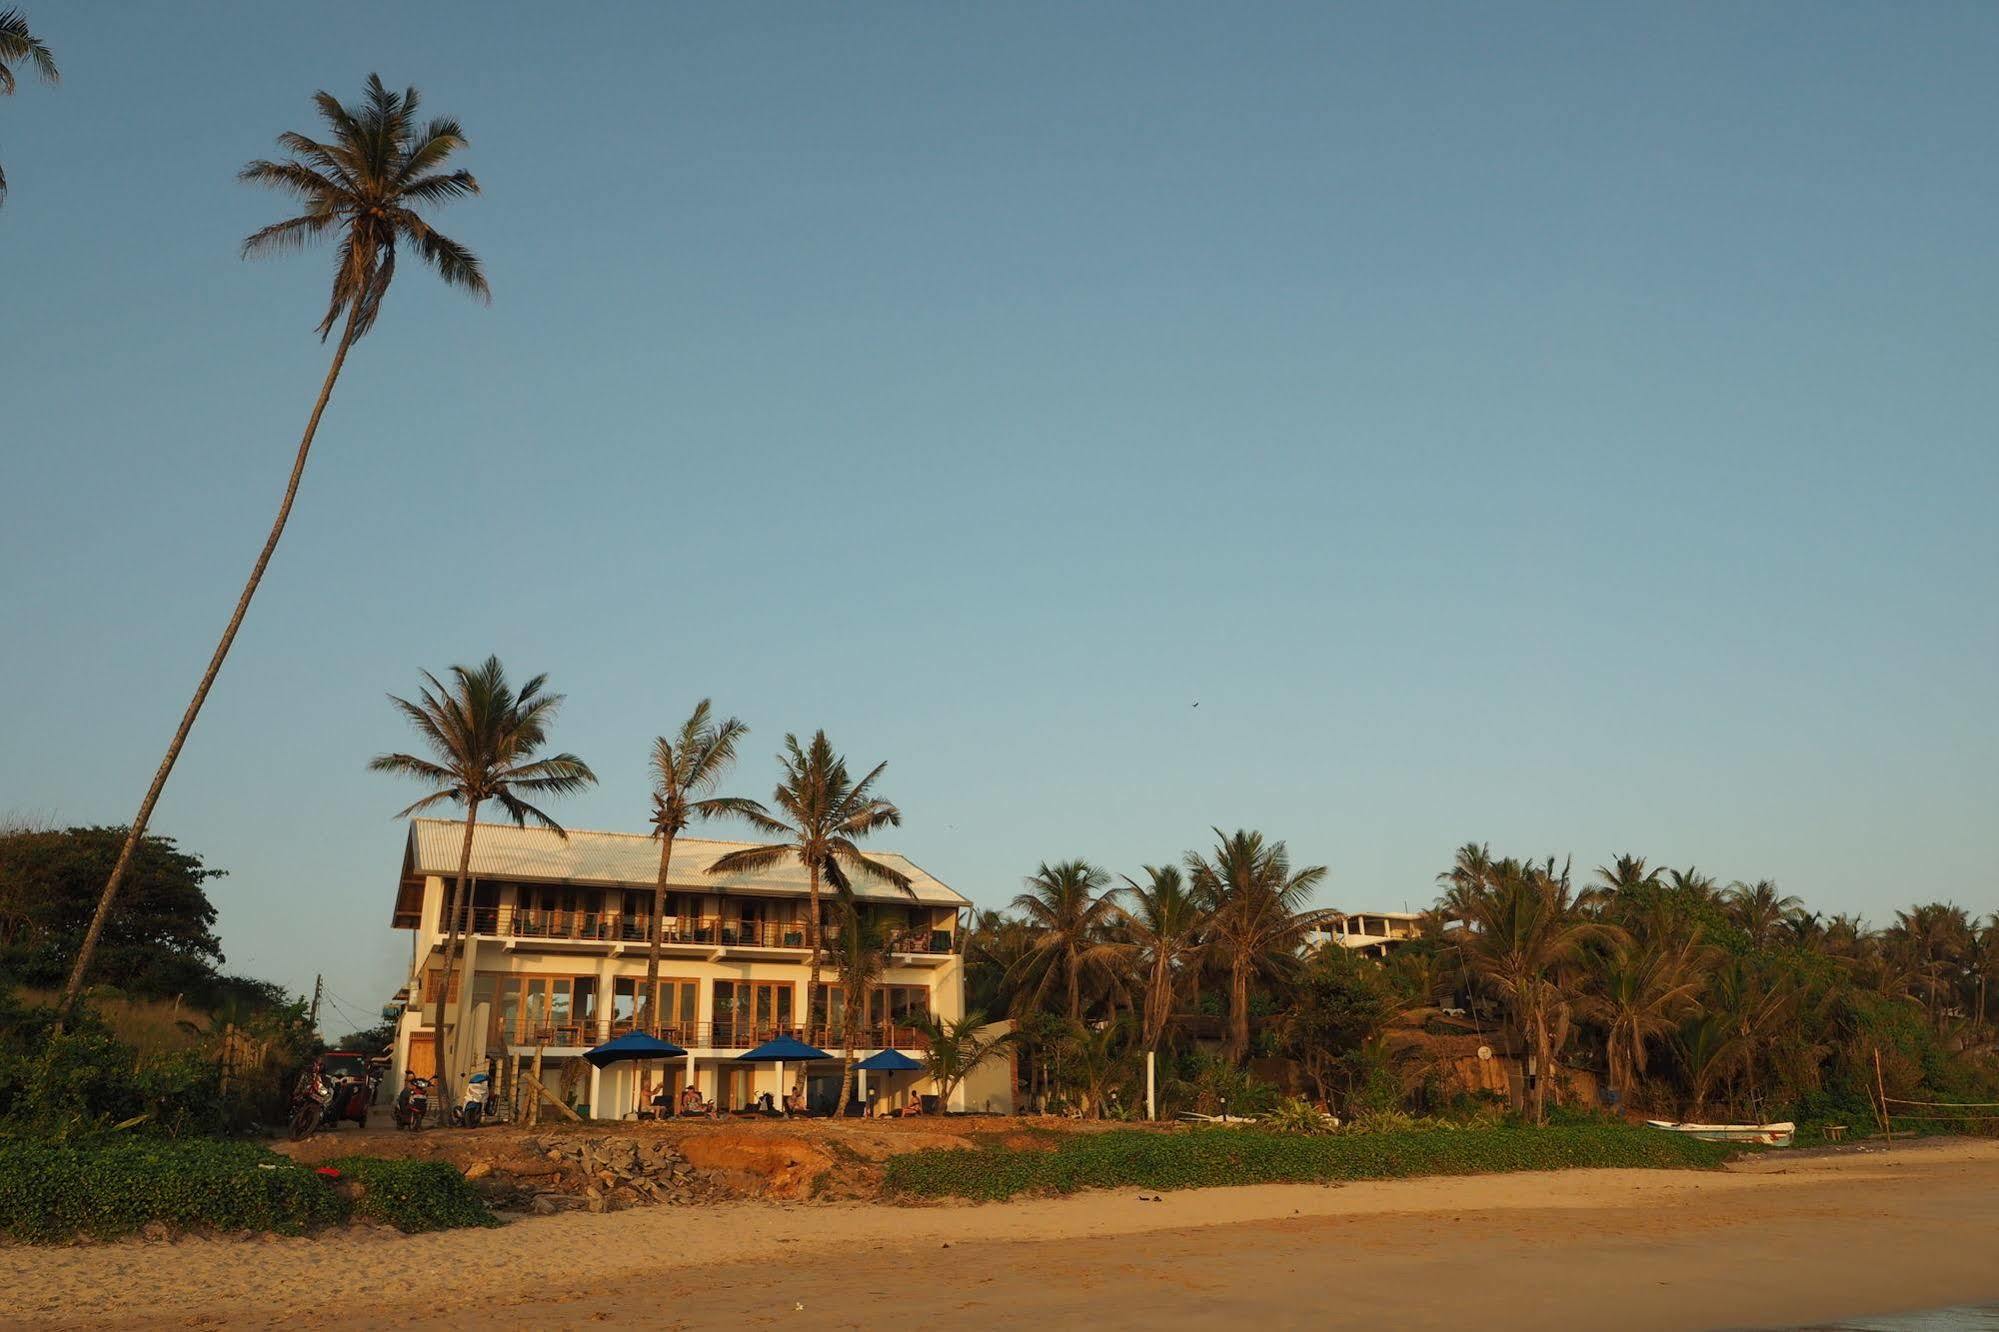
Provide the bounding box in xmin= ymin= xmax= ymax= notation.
xmin=466 ymin=1133 xmax=725 ymax=1214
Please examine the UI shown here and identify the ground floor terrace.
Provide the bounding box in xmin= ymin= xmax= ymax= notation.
xmin=391 ymin=942 xmax=994 ymax=1118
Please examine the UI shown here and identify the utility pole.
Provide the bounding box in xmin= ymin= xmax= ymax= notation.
xmin=308 ymin=973 xmax=323 ymax=1035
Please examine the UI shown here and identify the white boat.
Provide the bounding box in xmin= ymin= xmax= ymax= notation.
xmin=1646 ymin=1119 xmax=1795 ymax=1147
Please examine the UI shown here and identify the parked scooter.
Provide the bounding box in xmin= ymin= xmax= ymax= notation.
xmin=450 ymin=1072 xmax=491 ymax=1128
xmin=392 ymin=1074 xmax=431 ymax=1131
xmin=289 ymin=1064 xmax=333 ymax=1142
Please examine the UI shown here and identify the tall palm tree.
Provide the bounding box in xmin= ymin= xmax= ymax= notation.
xmin=1578 ymin=931 xmax=1709 ymax=1104
xmin=1436 ymin=842 xmax=1496 ymax=923
xmin=0 ymin=7 xmax=58 ymax=208
xmin=1726 ymin=879 xmax=1804 ymax=950
xmin=1449 ymin=859 xmax=1616 ymax=1123
xmin=368 ymin=657 xmax=594 ymax=1105
xmin=1010 ymin=860 xmax=1127 ymax=1024
xmin=829 ymin=900 xmax=891 ymax=1112
xmin=55 ymin=75 xmax=487 ymax=1025
xmin=1186 ymin=829 xmax=1331 ymax=1066
xmin=1115 ymin=865 xmax=1207 ymax=1055
xmin=642 ymin=700 xmax=759 ymax=1032
xmin=706 ymin=731 xmax=911 ymax=1099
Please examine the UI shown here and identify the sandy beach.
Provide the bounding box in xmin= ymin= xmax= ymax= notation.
xmin=3 ymin=1138 xmax=1995 ymax=1331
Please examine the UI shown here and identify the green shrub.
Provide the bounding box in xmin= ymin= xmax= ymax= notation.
xmin=883 ymin=1124 xmax=1735 ymax=1202
xmin=331 ymin=1156 xmax=500 ymax=1233
xmin=0 ymin=1137 xmax=346 ymax=1241
xmin=0 ymin=1138 xmax=495 ymax=1242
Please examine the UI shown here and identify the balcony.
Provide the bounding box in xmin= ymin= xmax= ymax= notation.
xmin=498 ymin=1017 xmax=932 ymax=1053
xmin=462 ymin=907 xmax=954 ymax=956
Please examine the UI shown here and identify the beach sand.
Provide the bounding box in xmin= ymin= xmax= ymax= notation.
xmin=3 ymin=1137 xmax=1994 ymax=1330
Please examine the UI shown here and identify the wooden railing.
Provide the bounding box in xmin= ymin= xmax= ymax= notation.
xmin=505 ymin=1018 xmax=933 ymax=1051
xmin=462 ymin=906 xmax=953 ymax=955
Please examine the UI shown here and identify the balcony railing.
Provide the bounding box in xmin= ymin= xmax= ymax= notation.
xmin=461 ymin=906 xmax=953 ymax=954
xmin=498 ymin=1017 xmax=932 ymax=1052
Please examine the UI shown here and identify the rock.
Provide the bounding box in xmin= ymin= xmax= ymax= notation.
xmin=464 ymin=1161 xmax=493 ymax=1181
xmin=545 ymin=1149 xmax=563 ymax=1161
xmin=141 ymin=1221 xmax=170 ymax=1243
xmin=531 ymin=1197 xmax=559 ymax=1216
xmin=586 ymin=1196 xmax=606 ymax=1214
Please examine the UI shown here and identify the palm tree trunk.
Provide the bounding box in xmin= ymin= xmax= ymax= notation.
xmin=55 ymin=309 xmax=363 ymax=1030
xmin=1228 ymin=957 xmax=1250 ymax=1066
xmin=836 ymin=983 xmax=856 ymax=1113
xmin=799 ymin=859 xmax=822 ymax=1105
xmin=431 ymin=801 xmax=481 ymax=1112
xmin=646 ymin=831 xmax=673 ymax=1036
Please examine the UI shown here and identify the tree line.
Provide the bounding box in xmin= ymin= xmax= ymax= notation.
xmin=964 ymin=841 xmax=1998 ymax=1128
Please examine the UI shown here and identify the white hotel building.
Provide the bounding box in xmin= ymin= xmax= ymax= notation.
xmin=385 ymin=818 xmax=1005 ymax=1117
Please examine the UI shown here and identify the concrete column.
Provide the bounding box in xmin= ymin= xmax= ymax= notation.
xmin=588 ymin=1063 xmax=602 ymax=1121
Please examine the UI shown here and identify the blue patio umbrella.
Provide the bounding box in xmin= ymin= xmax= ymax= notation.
xmin=734 ymin=1035 xmax=832 ymax=1114
xmin=854 ymin=1048 xmax=922 ymax=1111
xmin=586 ymin=1031 xmax=688 ymax=1119
xmin=584 ymin=1031 xmax=687 ymax=1066
xmin=854 ymin=1048 xmax=922 ymax=1072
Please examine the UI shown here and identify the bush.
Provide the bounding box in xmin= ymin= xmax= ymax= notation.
xmin=883 ymin=1124 xmax=1735 ymax=1202
xmin=331 ymin=1156 xmax=500 ymax=1233
xmin=0 ymin=1137 xmax=495 ymax=1242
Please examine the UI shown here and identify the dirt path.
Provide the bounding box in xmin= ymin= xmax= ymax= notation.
xmin=4 ymin=1139 xmax=1995 ymax=1330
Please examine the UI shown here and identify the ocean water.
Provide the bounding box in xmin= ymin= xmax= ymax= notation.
xmin=1774 ymin=1309 xmax=1999 ymax=1331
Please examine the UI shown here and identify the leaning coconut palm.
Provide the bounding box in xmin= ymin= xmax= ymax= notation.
xmin=706 ymin=731 xmax=911 ymax=1101
xmin=1186 ymin=829 xmax=1331 ymax=1066
xmin=1448 ymin=859 xmax=1616 ymax=1123
xmin=0 ymin=7 xmax=58 ymax=208
xmin=1009 ymin=860 xmax=1128 ymax=1024
xmin=1115 ymin=865 xmax=1207 ymax=1054
xmin=641 ymin=701 xmax=759 ymax=1033
xmin=368 ymin=657 xmax=594 ymax=1106
xmin=56 ymin=75 xmax=487 ymax=1025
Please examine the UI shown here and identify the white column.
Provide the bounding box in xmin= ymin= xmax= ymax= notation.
xmin=1146 ymin=1050 xmax=1157 ymax=1121
xmin=686 ymin=1049 xmax=696 ymax=1105
xmin=774 ymin=1060 xmax=785 ymax=1112
xmin=588 ymin=1063 xmax=601 ymax=1121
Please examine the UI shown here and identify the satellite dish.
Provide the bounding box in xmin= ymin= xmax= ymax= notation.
xmin=1476 ymin=1045 xmax=1493 ymax=1062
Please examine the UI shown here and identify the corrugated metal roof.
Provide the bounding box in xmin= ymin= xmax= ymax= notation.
xmin=403 ymin=818 xmax=968 ymax=907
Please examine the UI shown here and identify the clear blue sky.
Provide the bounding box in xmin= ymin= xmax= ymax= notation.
xmin=3 ymin=3 xmax=1993 ymax=1033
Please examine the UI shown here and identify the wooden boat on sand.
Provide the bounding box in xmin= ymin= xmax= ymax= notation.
xmin=1646 ymin=1119 xmax=1795 ymax=1146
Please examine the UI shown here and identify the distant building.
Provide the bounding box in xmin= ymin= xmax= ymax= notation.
xmin=1304 ymin=910 xmax=1424 ymax=958
xmin=385 ymin=818 xmax=1011 ymax=1118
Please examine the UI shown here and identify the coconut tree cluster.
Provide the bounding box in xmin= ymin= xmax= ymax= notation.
xmin=968 ymin=836 xmax=1999 ymax=1128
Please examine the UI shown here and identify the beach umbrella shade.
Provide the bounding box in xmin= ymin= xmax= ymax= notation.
xmin=854 ymin=1047 xmax=923 ymax=1110
xmin=735 ymin=1035 xmax=832 ymax=1114
xmin=585 ymin=1031 xmax=689 ymax=1118
xmin=584 ymin=1031 xmax=688 ymax=1067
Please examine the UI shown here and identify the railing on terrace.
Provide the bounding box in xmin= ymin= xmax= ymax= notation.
xmin=499 ymin=1018 xmax=932 ymax=1051
xmin=461 ymin=906 xmax=953 ymax=954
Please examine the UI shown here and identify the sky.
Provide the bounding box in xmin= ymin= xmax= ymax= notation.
xmin=2 ymin=3 xmax=1994 ymax=1037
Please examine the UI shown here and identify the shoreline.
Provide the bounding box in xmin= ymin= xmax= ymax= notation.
xmin=4 ymin=1137 xmax=1995 ymax=1329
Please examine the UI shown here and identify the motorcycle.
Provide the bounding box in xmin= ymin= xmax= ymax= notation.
xmin=289 ymin=1072 xmax=332 ymax=1142
xmin=392 ymin=1076 xmax=431 ymax=1131
xmin=319 ymin=1075 xmax=372 ymax=1131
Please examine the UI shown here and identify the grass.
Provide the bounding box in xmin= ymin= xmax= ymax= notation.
xmin=0 ymin=1136 xmax=497 ymax=1243
xmin=882 ymin=1123 xmax=1738 ymax=1202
